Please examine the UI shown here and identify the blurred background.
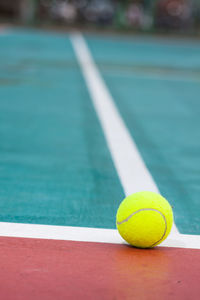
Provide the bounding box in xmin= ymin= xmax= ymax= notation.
xmin=0 ymin=0 xmax=200 ymax=34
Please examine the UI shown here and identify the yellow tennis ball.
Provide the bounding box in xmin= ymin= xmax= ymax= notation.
xmin=116 ymin=191 xmax=173 ymax=248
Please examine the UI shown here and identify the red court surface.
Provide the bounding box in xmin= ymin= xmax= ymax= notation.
xmin=0 ymin=237 xmax=199 ymax=300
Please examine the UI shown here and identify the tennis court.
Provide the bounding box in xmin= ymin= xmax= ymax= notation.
xmin=0 ymin=27 xmax=200 ymax=299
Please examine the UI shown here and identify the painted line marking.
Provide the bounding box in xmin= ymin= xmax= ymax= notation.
xmin=70 ymin=33 xmax=179 ymax=235
xmin=0 ymin=222 xmax=199 ymax=249
xmin=70 ymin=33 xmax=158 ymax=196
xmin=0 ymin=222 xmax=122 ymax=244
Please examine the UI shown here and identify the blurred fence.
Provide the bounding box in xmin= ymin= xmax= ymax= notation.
xmin=0 ymin=0 xmax=200 ymax=32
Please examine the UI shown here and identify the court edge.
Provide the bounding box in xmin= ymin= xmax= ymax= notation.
xmin=0 ymin=222 xmax=199 ymax=249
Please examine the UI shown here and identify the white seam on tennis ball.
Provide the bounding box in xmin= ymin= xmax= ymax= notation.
xmin=117 ymin=208 xmax=167 ymax=247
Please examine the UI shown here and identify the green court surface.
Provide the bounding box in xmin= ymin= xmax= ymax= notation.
xmin=86 ymin=35 xmax=200 ymax=234
xmin=0 ymin=30 xmax=200 ymax=234
xmin=0 ymin=30 xmax=124 ymax=228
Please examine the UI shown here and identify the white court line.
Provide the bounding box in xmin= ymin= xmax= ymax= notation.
xmin=0 ymin=222 xmax=200 ymax=249
xmin=70 ymin=33 xmax=179 ymax=236
xmin=70 ymin=33 xmax=158 ymax=196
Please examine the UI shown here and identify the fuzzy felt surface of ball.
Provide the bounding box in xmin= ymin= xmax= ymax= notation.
xmin=116 ymin=191 xmax=173 ymax=248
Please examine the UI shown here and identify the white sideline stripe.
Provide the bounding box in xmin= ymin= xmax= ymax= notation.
xmin=0 ymin=222 xmax=199 ymax=249
xmin=70 ymin=33 xmax=179 ymax=236
xmin=0 ymin=222 xmax=121 ymax=244
xmin=70 ymin=33 xmax=158 ymax=196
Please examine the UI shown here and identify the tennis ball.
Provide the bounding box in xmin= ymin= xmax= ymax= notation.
xmin=116 ymin=191 xmax=173 ymax=248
